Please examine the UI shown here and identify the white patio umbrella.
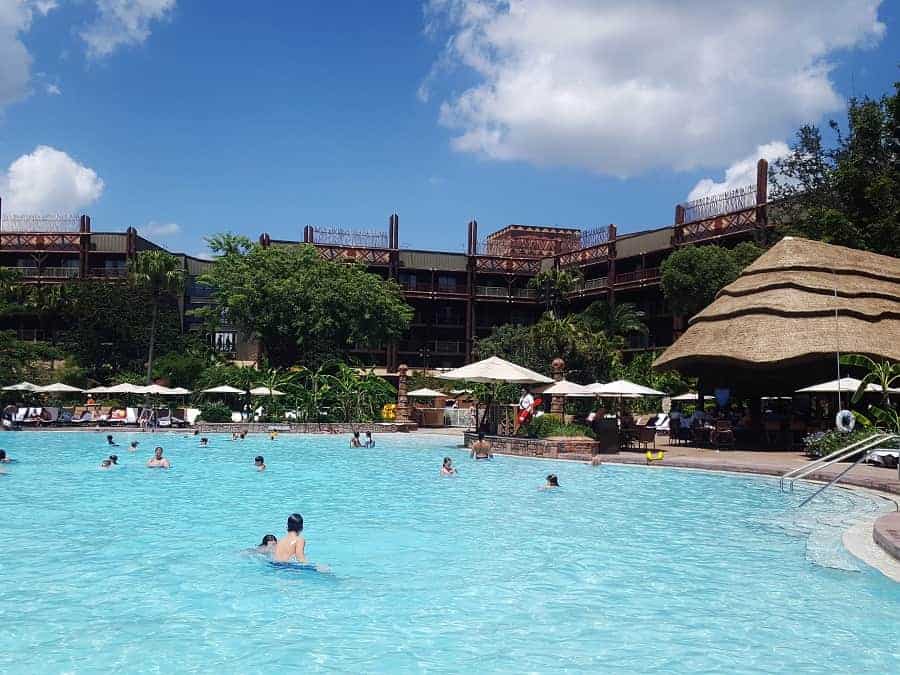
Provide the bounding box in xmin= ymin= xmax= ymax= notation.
xmin=84 ymin=385 xmax=112 ymax=395
xmin=202 ymin=385 xmax=247 ymax=395
xmin=2 ymin=382 xmax=38 ymax=391
xmin=107 ymin=383 xmax=149 ymax=395
xmin=167 ymin=387 xmax=192 ymax=395
xmin=538 ymin=380 xmax=595 ymax=397
xmin=590 ymin=380 xmax=665 ymax=397
xmin=35 ymin=382 xmax=84 ymax=393
xmin=407 ymin=388 xmax=447 ymax=398
xmin=796 ymin=377 xmax=897 ymax=394
xmin=249 ymin=386 xmax=285 ymax=396
xmin=438 ymin=356 xmax=553 ymax=384
xmin=671 ymin=392 xmax=700 ymax=401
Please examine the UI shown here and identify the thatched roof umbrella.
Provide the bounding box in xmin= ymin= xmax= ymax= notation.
xmin=653 ymin=237 xmax=900 ymax=394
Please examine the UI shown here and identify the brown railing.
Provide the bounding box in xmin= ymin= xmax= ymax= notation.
xmin=0 ymin=214 xmax=81 ymax=232
xmin=680 ymin=185 xmax=756 ymax=222
xmin=88 ymin=267 xmax=127 ymax=278
xmin=615 ymin=267 xmax=660 ymax=284
xmin=1 ymin=266 xmax=78 ymax=279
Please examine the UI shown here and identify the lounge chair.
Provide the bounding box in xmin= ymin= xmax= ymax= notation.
xmin=107 ymin=408 xmax=128 ymax=425
xmin=59 ymin=407 xmax=75 ymax=425
xmin=649 ymin=413 xmax=669 ymax=434
xmin=634 ymin=425 xmax=656 ymax=450
xmin=13 ymin=407 xmax=28 ymax=425
xmin=40 ymin=407 xmax=59 ymax=425
xmin=125 ymin=408 xmax=139 ymax=425
xmin=21 ymin=407 xmax=43 ymax=425
xmin=71 ymin=410 xmax=94 ymax=425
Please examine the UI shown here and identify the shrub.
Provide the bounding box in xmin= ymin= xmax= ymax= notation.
xmin=802 ymin=427 xmax=883 ymax=458
xmin=198 ymin=402 xmax=232 ymax=423
xmin=520 ymin=414 xmax=594 ymax=439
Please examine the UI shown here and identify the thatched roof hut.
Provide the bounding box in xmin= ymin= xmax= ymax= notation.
xmin=653 ymin=237 xmax=900 ymax=393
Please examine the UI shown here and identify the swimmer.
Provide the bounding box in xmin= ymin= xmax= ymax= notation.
xmin=541 ymin=473 xmax=560 ymax=489
xmin=269 ymin=430 xmax=278 ymax=441
xmin=0 ymin=449 xmax=13 ymax=463
xmin=109 ymin=454 xmax=119 ymax=465
xmin=350 ymin=432 xmax=362 ymax=448
xmin=364 ymin=431 xmax=375 ymax=448
xmin=106 ymin=434 xmax=118 ymax=447
xmin=440 ymin=457 xmax=457 ymax=476
xmin=99 ymin=458 xmax=113 ymax=470
xmin=193 ymin=429 xmax=200 ymax=436
xmin=273 ymin=513 xmax=307 ymax=563
xmin=232 ymin=432 xmax=239 ymax=441
xmin=199 ymin=437 xmax=209 ymax=447
xmin=591 ymin=455 xmax=603 ymax=467
xmin=129 ymin=441 xmax=139 ymax=452
xmin=146 ymin=446 xmax=171 ymax=469
xmin=256 ymin=534 xmax=277 ymax=553
xmin=470 ymin=432 xmax=493 ymax=460
xmin=254 ymin=455 xmax=266 ymax=472
xmin=240 ymin=430 xmax=247 ymax=440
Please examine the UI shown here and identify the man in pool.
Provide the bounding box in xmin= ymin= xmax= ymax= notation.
xmin=0 ymin=449 xmax=13 ymax=463
xmin=129 ymin=441 xmax=139 ymax=452
xmin=541 ymin=473 xmax=560 ymax=489
xmin=106 ymin=435 xmax=118 ymax=447
xmin=254 ymin=455 xmax=266 ymax=471
xmin=199 ymin=437 xmax=209 ymax=447
xmin=273 ymin=513 xmax=307 ymax=563
xmin=470 ymin=433 xmax=493 ymax=460
xmin=147 ymin=446 xmax=171 ymax=469
xmin=350 ymin=432 xmax=362 ymax=448
xmin=364 ymin=431 xmax=375 ymax=448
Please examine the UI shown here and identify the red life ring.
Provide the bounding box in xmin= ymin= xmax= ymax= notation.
xmin=517 ymin=397 xmax=543 ymax=424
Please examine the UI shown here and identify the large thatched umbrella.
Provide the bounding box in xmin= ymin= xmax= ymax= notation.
xmin=654 ymin=237 xmax=900 ymax=394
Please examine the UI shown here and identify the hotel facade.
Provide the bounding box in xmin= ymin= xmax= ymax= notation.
xmin=0 ymin=160 xmax=775 ymax=373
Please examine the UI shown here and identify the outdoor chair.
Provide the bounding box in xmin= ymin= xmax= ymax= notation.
xmin=711 ymin=420 xmax=735 ymax=450
xmin=21 ymin=408 xmax=43 ymax=426
xmin=107 ymin=409 xmax=128 ymax=425
xmin=634 ymin=425 xmax=656 ymax=450
xmin=40 ymin=407 xmax=59 ymax=425
xmin=71 ymin=409 xmax=93 ymax=425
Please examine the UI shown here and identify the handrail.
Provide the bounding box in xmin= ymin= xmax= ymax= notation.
xmin=780 ymin=432 xmax=899 ymax=506
xmin=779 ymin=432 xmax=888 ymax=490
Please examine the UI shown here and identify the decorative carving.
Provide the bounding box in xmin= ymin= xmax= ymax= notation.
xmin=679 ymin=185 xmax=755 ymax=222
xmin=557 ymin=243 xmax=612 ymax=268
xmin=315 ymin=245 xmax=391 ymax=266
xmin=475 ymin=256 xmax=541 ymax=274
xmin=673 ymin=208 xmax=758 ymax=245
xmin=0 ymin=232 xmax=82 ymax=251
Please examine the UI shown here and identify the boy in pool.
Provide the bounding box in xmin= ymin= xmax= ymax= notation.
xmin=364 ymin=431 xmax=375 ymax=448
xmin=254 ymin=455 xmax=266 ymax=472
xmin=106 ymin=435 xmax=118 ymax=447
xmin=99 ymin=458 xmax=113 ymax=469
xmin=129 ymin=441 xmax=139 ymax=452
xmin=470 ymin=433 xmax=493 ymax=460
xmin=273 ymin=513 xmax=307 ymax=563
xmin=147 ymin=446 xmax=171 ymax=469
xmin=541 ymin=474 xmax=560 ymax=489
xmin=199 ymin=437 xmax=209 ymax=447
xmin=0 ymin=449 xmax=13 ymax=463
xmin=350 ymin=432 xmax=362 ymax=448
xmin=441 ymin=457 xmax=457 ymax=476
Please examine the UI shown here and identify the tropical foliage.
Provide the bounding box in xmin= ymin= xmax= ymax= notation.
xmin=771 ymin=81 xmax=900 ymax=258
xmin=841 ymin=354 xmax=900 ymax=433
xmin=518 ymin=413 xmax=594 ymax=439
xmin=528 ymin=267 xmax=583 ymax=316
xmin=197 ymin=236 xmax=413 ymax=368
xmin=660 ymin=242 xmax=764 ymax=317
xmin=127 ymin=251 xmax=186 ymax=384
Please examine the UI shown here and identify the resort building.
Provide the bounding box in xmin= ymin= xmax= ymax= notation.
xmin=0 ymin=160 xmax=775 ymax=371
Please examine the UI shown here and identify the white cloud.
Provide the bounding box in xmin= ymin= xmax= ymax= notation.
xmin=80 ymin=0 xmax=175 ymax=58
xmin=687 ymin=141 xmax=790 ymax=200
xmin=423 ymin=0 xmax=886 ymax=177
xmin=0 ymin=145 xmax=104 ymax=213
xmin=142 ymin=221 xmax=181 ymax=237
xmin=45 ymin=83 xmax=61 ymax=95
xmin=0 ymin=0 xmax=55 ymax=112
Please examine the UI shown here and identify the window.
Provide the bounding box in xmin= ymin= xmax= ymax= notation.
xmin=213 ymin=331 xmax=236 ymax=353
xmin=438 ymin=275 xmax=457 ymax=291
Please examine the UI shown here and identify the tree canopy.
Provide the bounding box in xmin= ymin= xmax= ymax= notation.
xmin=660 ymin=242 xmax=763 ymax=318
xmin=197 ymin=237 xmax=413 ymax=368
xmin=771 ymin=80 xmax=900 ymax=258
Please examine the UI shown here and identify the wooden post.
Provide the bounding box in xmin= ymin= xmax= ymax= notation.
xmin=396 ymin=364 xmax=410 ymax=423
xmin=550 ymin=357 xmax=565 ymax=417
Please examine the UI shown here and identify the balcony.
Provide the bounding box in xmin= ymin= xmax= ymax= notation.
xmin=88 ymin=267 xmax=128 ymax=278
xmin=400 ymin=282 xmax=467 ymax=295
xmin=2 ymin=266 xmax=79 ymax=279
xmin=615 ymin=267 xmax=660 ymax=285
xmin=398 ymin=340 xmax=465 ymax=355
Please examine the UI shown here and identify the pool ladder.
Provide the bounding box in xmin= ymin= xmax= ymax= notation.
xmin=780 ymin=432 xmax=899 ymax=507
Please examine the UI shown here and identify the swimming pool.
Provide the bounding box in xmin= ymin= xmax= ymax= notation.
xmin=1 ymin=431 xmax=898 ymax=673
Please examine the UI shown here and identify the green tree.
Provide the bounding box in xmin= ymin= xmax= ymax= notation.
xmin=660 ymin=243 xmax=763 ymax=317
xmin=197 ymin=240 xmax=413 ymax=368
xmin=24 ymin=284 xmax=70 ymax=369
xmin=57 ymin=281 xmax=183 ymax=381
xmin=771 ymin=81 xmax=900 ymax=257
xmin=528 ymin=267 xmax=583 ymax=316
xmin=127 ymin=251 xmax=186 ymax=385
xmin=581 ymin=300 xmax=648 ymax=340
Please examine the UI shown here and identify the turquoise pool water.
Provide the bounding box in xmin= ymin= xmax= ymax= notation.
xmin=1 ymin=431 xmax=898 ymax=673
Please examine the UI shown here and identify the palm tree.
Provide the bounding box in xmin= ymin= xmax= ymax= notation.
xmin=528 ymin=268 xmax=583 ymax=316
xmin=25 ymin=284 xmax=70 ymax=370
xmin=127 ymin=251 xmax=186 ymax=385
xmin=582 ymin=300 xmax=648 ymax=340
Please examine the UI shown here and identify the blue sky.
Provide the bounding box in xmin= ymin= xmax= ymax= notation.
xmin=0 ymin=1 xmax=897 ymax=256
